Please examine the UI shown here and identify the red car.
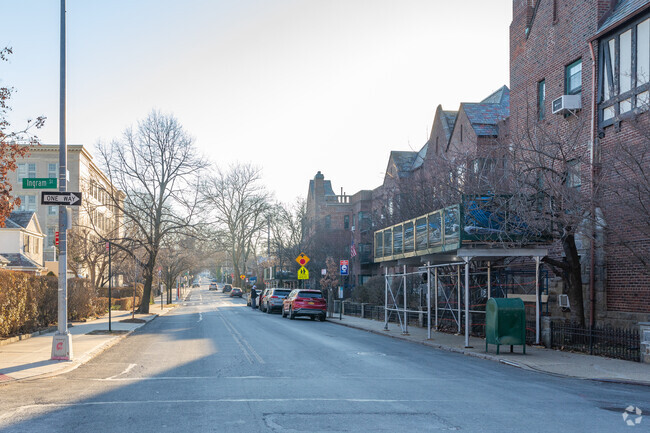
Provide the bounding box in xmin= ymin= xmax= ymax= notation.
xmin=281 ymin=289 xmax=327 ymax=321
xmin=229 ymin=287 xmax=243 ymax=297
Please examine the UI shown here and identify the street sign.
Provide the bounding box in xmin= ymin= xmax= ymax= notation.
xmin=240 ymin=274 xmax=245 ymax=280
xmin=297 ymin=266 xmax=309 ymax=280
xmin=250 ymin=277 xmax=257 ymax=283
xmin=295 ymin=253 xmax=310 ymax=266
xmin=340 ymin=260 xmax=349 ymax=275
xmin=23 ymin=178 xmax=57 ymax=189
xmin=55 ymin=231 xmax=59 ymax=246
xmin=40 ymin=191 xmax=82 ymax=206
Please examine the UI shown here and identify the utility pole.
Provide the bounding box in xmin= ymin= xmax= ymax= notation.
xmin=51 ymin=0 xmax=72 ymax=361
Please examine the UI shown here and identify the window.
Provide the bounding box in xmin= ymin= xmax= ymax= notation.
xmin=566 ymin=160 xmax=581 ymax=190
xmin=344 ymin=215 xmax=350 ymax=230
xmin=47 ymin=227 xmax=56 ymax=247
xmin=324 ymin=215 xmax=331 ymax=229
xmin=538 ymin=79 xmax=546 ymax=120
xmin=17 ymin=163 xmax=36 ymax=181
xmin=48 ymin=206 xmax=57 ymax=216
xmin=18 ymin=195 xmax=37 ymax=211
xmin=24 ymin=234 xmax=30 ymax=253
xmin=48 ymin=163 xmax=58 ymax=179
xmin=566 ymin=59 xmax=582 ymax=95
xmin=599 ymin=16 xmax=650 ymax=126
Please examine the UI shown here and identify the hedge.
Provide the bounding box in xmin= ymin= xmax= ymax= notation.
xmin=0 ymin=271 xmax=106 ymax=339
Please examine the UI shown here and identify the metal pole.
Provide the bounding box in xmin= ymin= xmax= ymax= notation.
xmin=535 ymin=256 xmax=541 ymax=345
xmin=108 ymin=242 xmax=112 ymax=332
xmin=464 ymin=258 xmax=471 ymax=348
xmin=383 ymin=266 xmax=388 ymax=331
xmin=132 ymin=255 xmax=136 ymax=319
xmin=457 ymin=266 xmax=461 ymax=334
xmin=403 ymin=265 xmax=408 ymax=335
xmin=487 ymin=261 xmax=491 ymax=299
xmin=434 ymin=267 xmax=438 ymax=329
xmin=51 ymin=0 xmax=72 ymax=361
xmin=427 ymin=261 xmax=431 ymax=339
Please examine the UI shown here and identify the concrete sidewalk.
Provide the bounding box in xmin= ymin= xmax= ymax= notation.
xmin=0 ymin=306 xmax=175 ymax=384
xmin=328 ymin=313 xmax=650 ymax=386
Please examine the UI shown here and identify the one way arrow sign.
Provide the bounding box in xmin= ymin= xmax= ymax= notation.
xmin=41 ymin=191 xmax=83 ymax=206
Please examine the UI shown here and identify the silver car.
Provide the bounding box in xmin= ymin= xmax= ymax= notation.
xmin=261 ymin=288 xmax=292 ymax=313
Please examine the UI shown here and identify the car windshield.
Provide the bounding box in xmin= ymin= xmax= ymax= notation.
xmin=274 ymin=290 xmax=291 ymax=297
xmin=297 ymin=291 xmax=322 ymax=298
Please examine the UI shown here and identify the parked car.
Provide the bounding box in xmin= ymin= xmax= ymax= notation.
xmin=222 ymin=284 xmax=232 ymax=293
xmin=258 ymin=288 xmax=271 ymax=312
xmin=230 ymin=287 xmax=243 ymax=297
xmin=261 ymin=288 xmax=291 ymax=313
xmin=282 ymin=289 xmax=327 ymax=321
xmin=247 ymin=289 xmax=263 ymax=306
xmin=209 ymin=282 xmax=217 ymax=290
xmin=192 ymin=282 xmax=200 ymax=288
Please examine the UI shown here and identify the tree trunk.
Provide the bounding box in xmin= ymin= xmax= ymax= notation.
xmin=562 ymin=231 xmax=585 ymax=327
xmin=139 ymin=268 xmax=153 ymax=314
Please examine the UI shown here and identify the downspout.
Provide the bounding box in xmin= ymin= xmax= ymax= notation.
xmin=588 ymin=41 xmax=597 ymax=328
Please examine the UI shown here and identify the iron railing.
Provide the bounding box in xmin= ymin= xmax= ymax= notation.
xmin=550 ymin=321 xmax=640 ymax=362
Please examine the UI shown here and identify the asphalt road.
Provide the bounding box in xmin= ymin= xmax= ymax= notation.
xmin=0 ymin=286 xmax=648 ymax=432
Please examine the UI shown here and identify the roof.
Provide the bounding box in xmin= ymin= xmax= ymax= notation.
xmin=411 ymin=143 xmax=428 ymax=171
xmin=389 ymin=151 xmax=418 ymax=178
xmin=308 ymin=172 xmax=337 ymax=200
xmin=442 ymin=111 xmax=458 ymax=138
xmin=5 ymin=211 xmax=36 ymax=229
xmin=0 ymin=253 xmax=43 ymax=270
xmin=598 ymin=0 xmax=650 ymax=35
xmin=461 ymin=86 xmax=510 ymax=137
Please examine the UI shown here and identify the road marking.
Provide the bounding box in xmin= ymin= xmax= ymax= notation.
xmin=197 ymin=312 xmax=203 ymax=323
xmin=219 ymin=316 xmax=265 ymax=364
xmin=104 ymin=363 xmax=138 ymax=380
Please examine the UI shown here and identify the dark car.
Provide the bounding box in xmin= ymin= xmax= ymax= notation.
xmin=282 ymin=289 xmax=327 ymax=321
xmin=230 ymin=287 xmax=243 ymax=297
xmin=261 ymin=288 xmax=291 ymax=314
xmin=222 ymin=284 xmax=232 ymax=293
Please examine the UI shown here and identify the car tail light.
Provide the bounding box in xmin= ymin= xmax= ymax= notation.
xmin=270 ymin=296 xmax=278 ymax=299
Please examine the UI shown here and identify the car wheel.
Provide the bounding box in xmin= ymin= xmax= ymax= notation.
xmin=281 ymin=307 xmax=286 ymax=318
xmin=319 ymin=315 xmax=326 ymax=322
xmin=266 ymin=305 xmax=272 ymax=314
xmin=289 ymin=307 xmax=295 ymax=320
xmin=310 ymin=316 xmax=315 ymax=321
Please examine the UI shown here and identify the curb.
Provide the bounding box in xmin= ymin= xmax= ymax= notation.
xmin=328 ymin=318 xmax=650 ymax=387
xmin=0 ymin=311 xmax=168 ymax=384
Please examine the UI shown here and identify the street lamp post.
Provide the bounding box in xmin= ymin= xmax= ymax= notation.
xmin=51 ymin=0 xmax=72 ymax=360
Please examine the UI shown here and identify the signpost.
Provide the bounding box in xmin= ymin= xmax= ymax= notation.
xmin=41 ymin=191 xmax=82 ymax=206
xmin=23 ymin=178 xmax=57 ymax=189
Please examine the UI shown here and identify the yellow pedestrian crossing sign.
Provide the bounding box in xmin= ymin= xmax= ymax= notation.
xmin=297 ymin=266 xmax=309 ymax=280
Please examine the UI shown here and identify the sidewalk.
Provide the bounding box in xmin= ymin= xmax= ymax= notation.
xmin=328 ymin=313 xmax=650 ymax=386
xmin=0 ymin=306 xmax=175 ymax=383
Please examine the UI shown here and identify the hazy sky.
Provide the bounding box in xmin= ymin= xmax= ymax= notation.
xmin=1 ymin=0 xmax=511 ymax=204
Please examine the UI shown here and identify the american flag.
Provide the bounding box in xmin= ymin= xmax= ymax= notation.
xmin=350 ymin=242 xmax=357 ymax=257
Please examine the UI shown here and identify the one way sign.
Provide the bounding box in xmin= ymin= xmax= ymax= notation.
xmin=41 ymin=191 xmax=82 ymax=206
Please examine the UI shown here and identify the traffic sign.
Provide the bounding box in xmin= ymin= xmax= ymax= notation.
xmin=240 ymin=274 xmax=245 ymax=280
xmin=23 ymin=178 xmax=57 ymax=189
xmin=41 ymin=191 xmax=82 ymax=206
xmin=55 ymin=231 xmax=59 ymax=246
xmin=249 ymin=277 xmax=257 ymax=283
xmin=340 ymin=260 xmax=349 ymax=275
xmin=297 ymin=266 xmax=309 ymax=280
xmin=295 ymin=253 xmax=310 ymax=266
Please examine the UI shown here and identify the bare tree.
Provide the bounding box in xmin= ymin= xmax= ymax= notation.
xmin=98 ymin=111 xmax=205 ymax=313
xmin=268 ymin=198 xmax=306 ymax=275
xmin=202 ymin=163 xmax=270 ymax=284
xmin=0 ymin=47 xmax=45 ymax=225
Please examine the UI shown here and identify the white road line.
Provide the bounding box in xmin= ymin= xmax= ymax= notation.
xmin=197 ymin=312 xmax=203 ymax=323
xmin=104 ymin=363 xmax=137 ymax=381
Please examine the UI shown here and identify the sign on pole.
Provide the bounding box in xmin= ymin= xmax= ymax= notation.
xmin=298 ymin=266 xmax=309 ymax=280
xmin=340 ymin=260 xmax=349 ymax=275
xmin=41 ymin=191 xmax=82 ymax=206
xmin=295 ymin=253 xmax=310 ymax=266
xmin=240 ymin=274 xmax=246 ymax=280
xmin=23 ymin=178 xmax=57 ymax=189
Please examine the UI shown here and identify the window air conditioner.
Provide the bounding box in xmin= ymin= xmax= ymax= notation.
xmin=552 ymin=95 xmax=582 ymax=114
xmin=558 ymin=294 xmax=570 ymax=309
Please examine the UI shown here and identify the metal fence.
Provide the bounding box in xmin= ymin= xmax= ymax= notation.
xmin=550 ymin=321 xmax=640 ymax=362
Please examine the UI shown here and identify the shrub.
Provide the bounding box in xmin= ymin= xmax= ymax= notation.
xmin=351 ymin=276 xmax=385 ymax=304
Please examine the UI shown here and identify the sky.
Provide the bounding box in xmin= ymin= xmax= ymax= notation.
xmin=1 ymin=0 xmax=512 ymax=204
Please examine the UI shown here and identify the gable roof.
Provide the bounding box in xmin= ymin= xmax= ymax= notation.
xmin=597 ymin=0 xmax=650 ymax=36
xmin=5 ymin=211 xmax=36 ymax=229
xmin=460 ymin=86 xmax=510 ymax=137
xmin=385 ymin=151 xmax=418 ymax=181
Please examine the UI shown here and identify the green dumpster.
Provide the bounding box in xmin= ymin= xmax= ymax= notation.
xmin=485 ymin=298 xmax=526 ymax=354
